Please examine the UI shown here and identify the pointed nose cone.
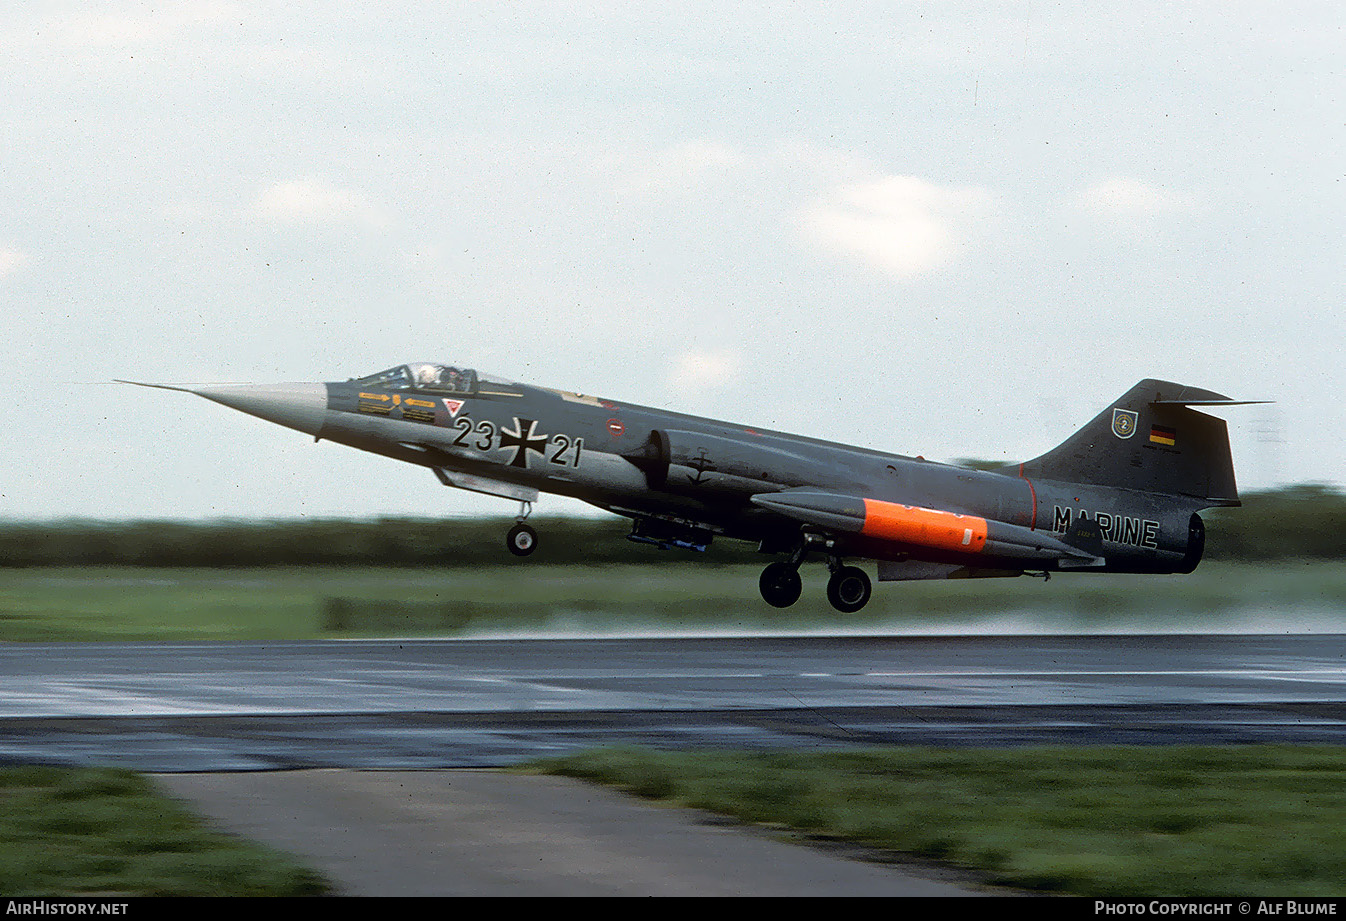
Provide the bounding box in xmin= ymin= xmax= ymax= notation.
xmin=184 ymin=383 xmax=328 ymax=436
xmin=119 ymin=381 xmax=327 ymax=436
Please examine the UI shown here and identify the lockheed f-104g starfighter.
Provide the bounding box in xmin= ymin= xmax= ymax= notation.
xmin=124 ymin=366 xmax=1255 ymax=612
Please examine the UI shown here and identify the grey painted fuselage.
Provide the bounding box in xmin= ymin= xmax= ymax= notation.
xmin=320 ymin=367 xmax=1229 ymax=573
xmin=127 ymin=365 xmax=1251 ymax=608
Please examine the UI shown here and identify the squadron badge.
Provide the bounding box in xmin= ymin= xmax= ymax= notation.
xmin=1111 ymin=408 xmax=1139 ymax=440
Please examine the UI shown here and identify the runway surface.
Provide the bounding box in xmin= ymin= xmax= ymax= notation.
xmin=5 ymin=633 xmax=1343 ymax=895
xmin=3 ymin=633 xmax=1344 ymax=771
xmin=151 ymin=769 xmax=989 ymax=896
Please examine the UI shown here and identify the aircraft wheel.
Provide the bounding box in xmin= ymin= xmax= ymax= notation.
xmin=759 ymin=561 xmax=802 ymax=608
xmin=826 ymin=566 xmax=872 ymax=613
xmin=506 ymin=523 xmax=538 ymax=557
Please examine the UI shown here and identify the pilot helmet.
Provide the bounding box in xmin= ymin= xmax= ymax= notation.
xmin=415 ymin=365 xmax=438 ymax=386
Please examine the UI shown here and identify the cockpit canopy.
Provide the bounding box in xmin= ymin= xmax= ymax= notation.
xmin=356 ymin=363 xmax=478 ymax=394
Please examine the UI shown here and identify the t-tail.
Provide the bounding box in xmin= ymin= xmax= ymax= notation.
xmin=1013 ymin=379 xmax=1262 ymax=506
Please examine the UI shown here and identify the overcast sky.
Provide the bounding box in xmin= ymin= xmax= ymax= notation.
xmin=1 ymin=1 xmax=1340 ymax=521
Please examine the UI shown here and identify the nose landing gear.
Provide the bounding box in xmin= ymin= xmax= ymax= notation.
xmin=506 ymin=522 xmax=537 ymax=556
xmin=506 ymin=501 xmax=538 ymax=557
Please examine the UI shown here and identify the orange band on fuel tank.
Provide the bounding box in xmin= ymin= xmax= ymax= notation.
xmin=860 ymin=499 xmax=989 ymax=554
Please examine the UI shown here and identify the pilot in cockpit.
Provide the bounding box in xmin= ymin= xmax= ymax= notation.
xmin=409 ymin=363 xmax=470 ymax=393
xmin=414 ymin=364 xmax=439 ymax=388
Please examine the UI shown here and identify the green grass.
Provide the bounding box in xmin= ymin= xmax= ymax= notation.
xmin=0 ymin=766 xmax=328 ymax=896
xmin=0 ymin=562 xmax=1342 ymax=642
xmin=525 ymin=744 xmax=1346 ymax=896
xmin=12 ymin=747 xmax=1345 ymax=896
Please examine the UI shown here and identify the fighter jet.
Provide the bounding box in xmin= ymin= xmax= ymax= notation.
xmin=123 ymin=366 xmax=1255 ymax=612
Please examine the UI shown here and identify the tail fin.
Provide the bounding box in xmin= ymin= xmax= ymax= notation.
xmin=1014 ymin=379 xmax=1260 ymax=505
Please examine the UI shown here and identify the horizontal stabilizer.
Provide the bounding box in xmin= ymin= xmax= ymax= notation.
xmin=1144 ymin=383 xmax=1269 ymax=407
xmin=1151 ymin=399 xmax=1269 ymax=407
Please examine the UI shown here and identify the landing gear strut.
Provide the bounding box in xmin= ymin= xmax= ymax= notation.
xmin=506 ymin=501 xmax=537 ymax=557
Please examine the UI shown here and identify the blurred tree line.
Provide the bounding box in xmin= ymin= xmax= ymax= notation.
xmin=0 ymin=484 xmax=1340 ymax=567
xmin=0 ymin=516 xmax=758 ymax=567
xmin=1202 ymin=483 xmax=1346 ymax=561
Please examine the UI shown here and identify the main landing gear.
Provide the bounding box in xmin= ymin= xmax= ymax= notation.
xmin=758 ymin=545 xmax=873 ymax=613
xmin=825 ymin=564 xmax=872 ymax=614
xmin=759 ymin=561 xmax=803 ymax=608
xmin=506 ymin=501 xmax=538 ymax=557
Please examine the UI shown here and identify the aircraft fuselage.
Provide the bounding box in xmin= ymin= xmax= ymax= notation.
xmin=317 ymin=375 xmax=1205 ymax=576
xmin=127 ymin=367 xmax=1246 ymax=610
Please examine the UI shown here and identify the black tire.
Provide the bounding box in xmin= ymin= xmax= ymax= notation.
xmin=506 ymin=523 xmax=538 ymax=557
xmin=759 ymin=561 xmax=802 ymax=608
xmin=826 ymin=566 xmax=872 ymax=613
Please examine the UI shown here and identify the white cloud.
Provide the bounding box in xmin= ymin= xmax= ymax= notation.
xmin=0 ymin=248 xmax=30 ymax=280
xmin=1074 ymin=178 xmax=1194 ymax=218
xmin=797 ymin=175 xmax=996 ymax=280
xmin=249 ymin=178 xmax=388 ymax=229
xmin=667 ymin=348 xmax=742 ymax=393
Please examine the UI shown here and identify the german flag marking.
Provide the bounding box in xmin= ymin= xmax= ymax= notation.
xmin=1150 ymin=425 xmax=1177 ymax=446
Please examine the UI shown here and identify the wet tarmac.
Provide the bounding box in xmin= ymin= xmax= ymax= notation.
xmin=2 ymin=633 xmax=1343 ymax=771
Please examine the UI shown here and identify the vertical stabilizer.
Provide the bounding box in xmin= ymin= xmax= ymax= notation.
xmin=1014 ymin=379 xmax=1257 ymax=504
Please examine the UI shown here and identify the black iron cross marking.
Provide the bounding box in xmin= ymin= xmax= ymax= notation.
xmin=499 ymin=417 xmax=547 ymax=468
